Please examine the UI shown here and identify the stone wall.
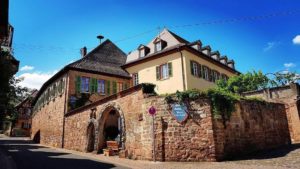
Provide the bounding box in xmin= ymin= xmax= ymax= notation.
xmin=31 ymin=74 xmax=68 ymax=147
xmin=64 ymin=86 xmax=154 ymax=160
xmin=243 ymin=83 xmax=300 ymax=143
xmin=32 ymin=84 xmax=292 ymax=161
xmin=31 ymin=91 xmax=66 ymax=147
xmin=213 ymin=100 xmax=291 ymax=160
xmin=64 ymin=86 xmax=216 ymax=161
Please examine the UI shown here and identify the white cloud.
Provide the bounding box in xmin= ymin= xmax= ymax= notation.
xmin=263 ymin=41 xmax=279 ymax=52
xmin=293 ymin=35 xmax=300 ymax=45
xmin=20 ymin=65 xmax=34 ymax=71
xmin=284 ymin=63 xmax=296 ymax=69
xmin=17 ymin=70 xmax=57 ymax=90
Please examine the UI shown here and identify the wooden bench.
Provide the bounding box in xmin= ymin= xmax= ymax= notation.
xmin=103 ymin=141 xmax=119 ymax=156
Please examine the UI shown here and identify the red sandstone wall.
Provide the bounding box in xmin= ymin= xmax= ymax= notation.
xmin=64 ymin=89 xmax=217 ymax=161
xmin=213 ymin=100 xmax=291 ymax=160
xmin=31 ymin=91 xmax=66 ymax=147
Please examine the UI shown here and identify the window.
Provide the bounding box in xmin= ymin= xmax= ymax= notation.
xmin=81 ymin=77 xmax=90 ymax=93
xmin=212 ymin=70 xmax=220 ymax=83
xmin=117 ymin=82 xmax=123 ymax=92
xmin=97 ymin=80 xmax=105 ymax=94
xmin=139 ymin=49 xmax=145 ymax=57
xmin=155 ymin=42 xmax=162 ymax=52
xmin=203 ymin=66 xmax=209 ymax=81
xmin=190 ymin=60 xmax=201 ymax=78
xmin=156 ymin=63 xmax=172 ymax=80
xmin=133 ymin=73 xmax=139 ymax=86
xmin=221 ymin=74 xmax=229 ymax=82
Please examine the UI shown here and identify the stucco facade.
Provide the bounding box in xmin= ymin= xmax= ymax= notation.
xmin=124 ymin=29 xmax=238 ymax=95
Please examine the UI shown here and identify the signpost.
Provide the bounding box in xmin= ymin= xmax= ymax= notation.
xmin=148 ymin=106 xmax=156 ymax=162
xmin=171 ymin=104 xmax=188 ymax=123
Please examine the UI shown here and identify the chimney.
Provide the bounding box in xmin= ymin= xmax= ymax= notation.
xmin=80 ymin=46 xmax=87 ymax=57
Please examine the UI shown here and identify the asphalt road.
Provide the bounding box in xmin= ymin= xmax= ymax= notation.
xmin=0 ymin=137 xmax=129 ymax=169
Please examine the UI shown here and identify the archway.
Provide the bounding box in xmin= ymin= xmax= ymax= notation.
xmin=86 ymin=123 xmax=95 ymax=152
xmin=33 ymin=130 xmax=40 ymax=143
xmin=97 ymin=105 xmax=125 ymax=152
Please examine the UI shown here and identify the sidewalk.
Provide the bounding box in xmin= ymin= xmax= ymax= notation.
xmin=47 ymin=145 xmax=289 ymax=169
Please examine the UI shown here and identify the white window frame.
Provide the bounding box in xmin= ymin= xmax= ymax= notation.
xmin=155 ymin=42 xmax=162 ymax=52
xmin=97 ymin=80 xmax=105 ymax=95
xmin=161 ymin=63 xmax=169 ymax=80
xmin=192 ymin=62 xmax=198 ymax=77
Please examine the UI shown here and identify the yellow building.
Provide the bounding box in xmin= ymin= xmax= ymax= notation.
xmin=123 ymin=29 xmax=239 ymax=94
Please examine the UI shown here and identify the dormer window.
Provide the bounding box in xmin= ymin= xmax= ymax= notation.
xmin=154 ymin=38 xmax=167 ymax=52
xmin=139 ymin=49 xmax=146 ymax=57
xmin=155 ymin=42 xmax=162 ymax=52
xmin=138 ymin=45 xmax=150 ymax=58
xmin=220 ymin=56 xmax=228 ymax=65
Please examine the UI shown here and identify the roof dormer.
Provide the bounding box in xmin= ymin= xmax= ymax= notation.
xmin=227 ymin=60 xmax=235 ymax=69
xmin=201 ymin=45 xmax=211 ymax=56
xmin=220 ymin=56 xmax=228 ymax=65
xmin=153 ymin=38 xmax=167 ymax=52
xmin=211 ymin=51 xmax=220 ymax=60
xmin=138 ymin=44 xmax=150 ymax=58
xmin=190 ymin=40 xmax=202 ymax=51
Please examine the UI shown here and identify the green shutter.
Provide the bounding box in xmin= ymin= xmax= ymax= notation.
xmin=75 ymin=76 xmax=81 ymax=93
xmin=168 ymin=62 xmax=173 ymax=77
xmin=156 ymin=66 xmax=160 ymax=80
xmin=106 ymin=80 xmax=110 ymax=95
xmin=90 ymin=78 xmax=97 ymax=93
xmin=202 ymin=66 xmax=205 ymax=78
xmin=124 ymin=83 xmax=128 ymax=90
xmin=197 ymin=63 xmax=202 ymax=78
xmin=190 ymin=60 xmax=194 ymax=76
xmin=112 ymin=81 xmax=117 ymax=94
xmin=208 ymin=68 xmax=212 ymax=81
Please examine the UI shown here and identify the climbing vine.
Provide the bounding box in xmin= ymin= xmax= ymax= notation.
xmin=164 ymin=89 xmax=239 ymax=124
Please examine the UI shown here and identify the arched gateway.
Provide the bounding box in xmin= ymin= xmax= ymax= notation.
xmin=86 ymin=102 xmax=126 ymax=153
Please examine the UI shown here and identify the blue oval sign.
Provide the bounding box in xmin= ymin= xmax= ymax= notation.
xmin=171 ymin=104 xmax=188 ymax=123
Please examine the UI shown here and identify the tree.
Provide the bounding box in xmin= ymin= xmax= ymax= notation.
xmin=269 ymin=71 xmax=300 ymax=86
xmin=216 ymin=70 xmax=269 ymax=94
xmin=0 ymin=49 xmax=28 ymax=126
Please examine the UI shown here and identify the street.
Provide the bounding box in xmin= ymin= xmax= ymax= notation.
xmin=1 ymin=135 xmax=300 ymax=169
xmin=0 ymin=136 xmax=129 ymax=169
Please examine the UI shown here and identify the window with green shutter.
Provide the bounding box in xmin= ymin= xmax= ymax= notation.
xmin=124 ymin=83 xmax=128 ymax=90
xmin=106 ymin=80 xmax=110 ymax=95
xmin=112 ymin=81 xmax=117 ymax=94
xmin=75 ymin=76 xmax=81 ymax=93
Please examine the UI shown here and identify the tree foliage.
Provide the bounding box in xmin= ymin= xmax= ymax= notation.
xmin=269 ymin=71 xmax=300 ymax=86
xmin=0 ymin=49 xmax=29 ymax=123
xmin=216 ymin=70 xmax=269 ymax=94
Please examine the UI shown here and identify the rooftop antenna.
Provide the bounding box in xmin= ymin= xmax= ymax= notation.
xmin=157 ymin=26 xmax=161 ymax=38
xmin=97 ymin=35 xmax=104 ymax=44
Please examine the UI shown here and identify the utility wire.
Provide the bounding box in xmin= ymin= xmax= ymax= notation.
xmin=12 ymin=9 xmax=300 ymax=51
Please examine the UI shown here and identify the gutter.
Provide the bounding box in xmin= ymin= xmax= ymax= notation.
xmin=178 ymin=48 xmax=186 ymax=91
xmin=61 ymin=72 xmax=69 ymax=148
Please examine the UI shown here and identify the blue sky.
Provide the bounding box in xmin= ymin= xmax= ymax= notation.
xmin=10 ymin=0 xmax=300 ymax=89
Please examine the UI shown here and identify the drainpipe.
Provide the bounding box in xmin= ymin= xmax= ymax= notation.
xmin=178 ymin=47 xmax=186 ymax=91
xmin=61 ymin=72 xmax=69 ymax=148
